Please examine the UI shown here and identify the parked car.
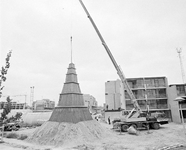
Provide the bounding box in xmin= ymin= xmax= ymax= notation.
xmin=0 ymin=122 xmax=20 ymax=131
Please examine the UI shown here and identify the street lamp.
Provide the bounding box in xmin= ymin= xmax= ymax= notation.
xmin=174 ymin=96 xmax=186 ymax=137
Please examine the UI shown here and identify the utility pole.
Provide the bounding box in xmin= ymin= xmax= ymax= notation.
xmin=24 ymin=95 xmax=27 ymax=109
xmin=30 ymin=86 xmax=34 ymax=109
xmin=177 ymin=48 xmax=186 ymax=83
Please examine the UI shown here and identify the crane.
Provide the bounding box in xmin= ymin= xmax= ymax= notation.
xmin=79 ymin=0 xmax=142 ymax=119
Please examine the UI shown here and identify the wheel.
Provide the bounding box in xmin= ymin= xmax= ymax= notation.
xmin=149 ymin=123 xmax=153 ymax=129
xmin=121 ymin=124 xmax=129 ymax=132
xmin=152 ymin=123 xmax=160 ymax=129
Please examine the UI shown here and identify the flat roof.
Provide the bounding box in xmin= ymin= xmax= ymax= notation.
xmin=106 ymin=76 xmax=167 ymax=82
xmin=169 ymin=83 xmax=186 ymax=87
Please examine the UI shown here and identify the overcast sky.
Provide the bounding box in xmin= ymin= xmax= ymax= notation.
xmin=1 ymin=0 xmax=186 ymax=106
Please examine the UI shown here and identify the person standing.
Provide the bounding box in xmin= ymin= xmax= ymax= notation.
xmin=108 ymin=116 xmax=111 ymax=125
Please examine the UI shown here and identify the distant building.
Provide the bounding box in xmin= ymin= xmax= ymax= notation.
xmin=33 ymin=99 xmax=55 ymax=110
xmin=0 ymin=101 xmax=26 ymax=109
xmin=83 ymin=94 xmax=98 ymax=114
xmin=83 ymin=94 xmax=97 ymax=107
xmin=105 ymin=79 xmax=123 ymax=110
xmin=168 ymin=84 xmax=186 ymax=123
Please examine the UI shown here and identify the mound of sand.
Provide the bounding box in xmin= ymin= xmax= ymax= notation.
xmin=27 ymin=120 xmax=106 ymax=146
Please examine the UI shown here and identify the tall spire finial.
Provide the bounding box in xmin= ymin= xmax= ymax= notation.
xmin=71 ymin=36 xmax=73 ymax=63
xmin=177 ymin=48 xmax=186 ymax=83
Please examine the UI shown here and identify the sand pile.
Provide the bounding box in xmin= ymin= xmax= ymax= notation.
xmin=27 ymin=120 xmax=106 ymax=146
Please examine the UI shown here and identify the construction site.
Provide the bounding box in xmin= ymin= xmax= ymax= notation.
xmin=1 ymin=0 xmax=186 ymax=150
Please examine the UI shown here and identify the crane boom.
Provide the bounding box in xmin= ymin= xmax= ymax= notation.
xmin=79 ymin=0 xmax=142 ymax=117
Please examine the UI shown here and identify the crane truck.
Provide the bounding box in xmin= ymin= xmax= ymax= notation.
xmin=79 ymin=0 xmax=168 ymax=132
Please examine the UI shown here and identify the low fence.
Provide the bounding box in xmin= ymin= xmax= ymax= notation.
xmin=21 ymin=111 xmax=52 ymax=125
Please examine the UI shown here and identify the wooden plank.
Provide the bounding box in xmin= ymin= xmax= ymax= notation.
xmin=49 ymin=107 xmax=92 ymax=123
xmin=58 ymin=94 xmax=84 ymax=106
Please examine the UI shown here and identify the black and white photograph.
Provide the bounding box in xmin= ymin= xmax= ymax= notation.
xmin=0 ymin=0 xmax=186 ymax=149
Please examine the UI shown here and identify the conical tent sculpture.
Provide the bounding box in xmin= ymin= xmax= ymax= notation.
xmin=28 ymin=63 xmax=105 ymax=146
xmin=49 ymin=63 xmax=92 ymax=123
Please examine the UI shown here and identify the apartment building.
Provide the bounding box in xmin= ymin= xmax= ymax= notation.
xmin=105 ymin=76 xmax=172 ymax=120
xmin=0 ymin=101 xmax=26 ymax=109
xmin=168 ymin=84 xmax=186 ymax=123
xmin=33 ymin=99 xmax=55 ymax=110
xmin=83 ymin=94 xmax=97 ymax=107
xmin=83 ymin=94 xmax=98 ymax=114
xmin=105 ymin=79 xmax=123 ymax=110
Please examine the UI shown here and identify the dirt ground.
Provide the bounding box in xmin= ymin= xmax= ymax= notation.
xmin=0 ymin=122 xmax=186 ymax=150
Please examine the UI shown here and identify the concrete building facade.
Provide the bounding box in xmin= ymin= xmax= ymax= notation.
xmin=105 ymin=76 xmax=172 ymax=121
xmin=105 ymin=79 xmax=124 ymax=110
xmin=33 ymin=99 xmax=55 ymax=110
xmin=83 ymin=94 xmax=98 ymax=114
xmin=0 ymin=101 xmax=26 ymax=109
xmin=168 ymin=84 xmax=186 ymax=123
xmin=83 ymin=94 xmax=97 ymax=107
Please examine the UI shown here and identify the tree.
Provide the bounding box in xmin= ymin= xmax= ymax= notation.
xmin=7 ymin=112 xmax=22 ymax=122
xmin=0 ymin=50 xmax=12 ymax=122
xmin=0 ymin=50 xmax=12 ymax=98
xmin=1 ymin=96 xmax=12 ymax=121
xmin=14 ymin=112 xmax=22 ymax=121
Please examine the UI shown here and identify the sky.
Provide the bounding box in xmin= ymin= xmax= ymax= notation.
xmin=0 ymin=0 xmax=186 ymax=106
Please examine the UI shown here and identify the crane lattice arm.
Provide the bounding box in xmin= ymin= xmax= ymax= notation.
xmin=79 ymin=0 xmax=142 ymax=118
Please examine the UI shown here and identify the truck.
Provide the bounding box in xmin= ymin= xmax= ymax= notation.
xmin=79 ymin=0 xmax=169 ymax=132
xmin=113 ymin=111 xmax=169 ymax=132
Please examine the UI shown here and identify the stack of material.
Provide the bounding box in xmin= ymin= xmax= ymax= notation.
xmin=127 ymin=126 xmax=138 ymax=135
xmin=27 ymin=63 xmax=105 ymax=146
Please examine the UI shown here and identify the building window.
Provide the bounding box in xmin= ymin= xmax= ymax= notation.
xmin=181 ymin=110 xmax=186 ymax=119
xmin=179 ymin=100 xmax=186 ymax=109
xmin=145 ymin=79 xmax=155 ymax=88
xmin=149 ymin=99 xmax=168 ymax=109
xmin=127 ymin=79 xmax=144 ymax=88
xmin=157 ymin=78 xmax=166 ymax=87
xmin=145 ymin=78 xmax=166 ymax=88
xmin=125 ymin=91 xmax=130 ymax=99
xmin=146 ymin=89 xmax=156 ymax=98
xmin=176 ymin=85 xmax=186 ymax=96
xmin=149 ymin=99 xmax=157 ymax=109
xmin=156 ymin=89 xmax=167 ymax=98
xmin=138 ymin=100 xmax=146 ymax=109
xmin=136 ymin=79 xmax=144 ymax=88
xmin=126 ymin=80 xmax=134 ymax=88
xmin=157 ymin=99 xmax=168 ymax=109
xmin=126 ymin=100 xmax=133 ymax=110
xmin=133 ymin=90 xmax=145 ymax=99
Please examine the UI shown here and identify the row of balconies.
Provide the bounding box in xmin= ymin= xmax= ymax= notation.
xmin=124 ymin=88 xmax=167 ymax=99
xmin=126 ymin=99 xmax=168 ymax=110
xmin=126 ymin=78 xmax=166 ymax=89
xmin=0 ymin=103 xmax=25 ymax=109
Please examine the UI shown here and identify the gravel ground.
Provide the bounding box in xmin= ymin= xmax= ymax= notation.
xmin=0 ymin=122 xmax=186 ymax=150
